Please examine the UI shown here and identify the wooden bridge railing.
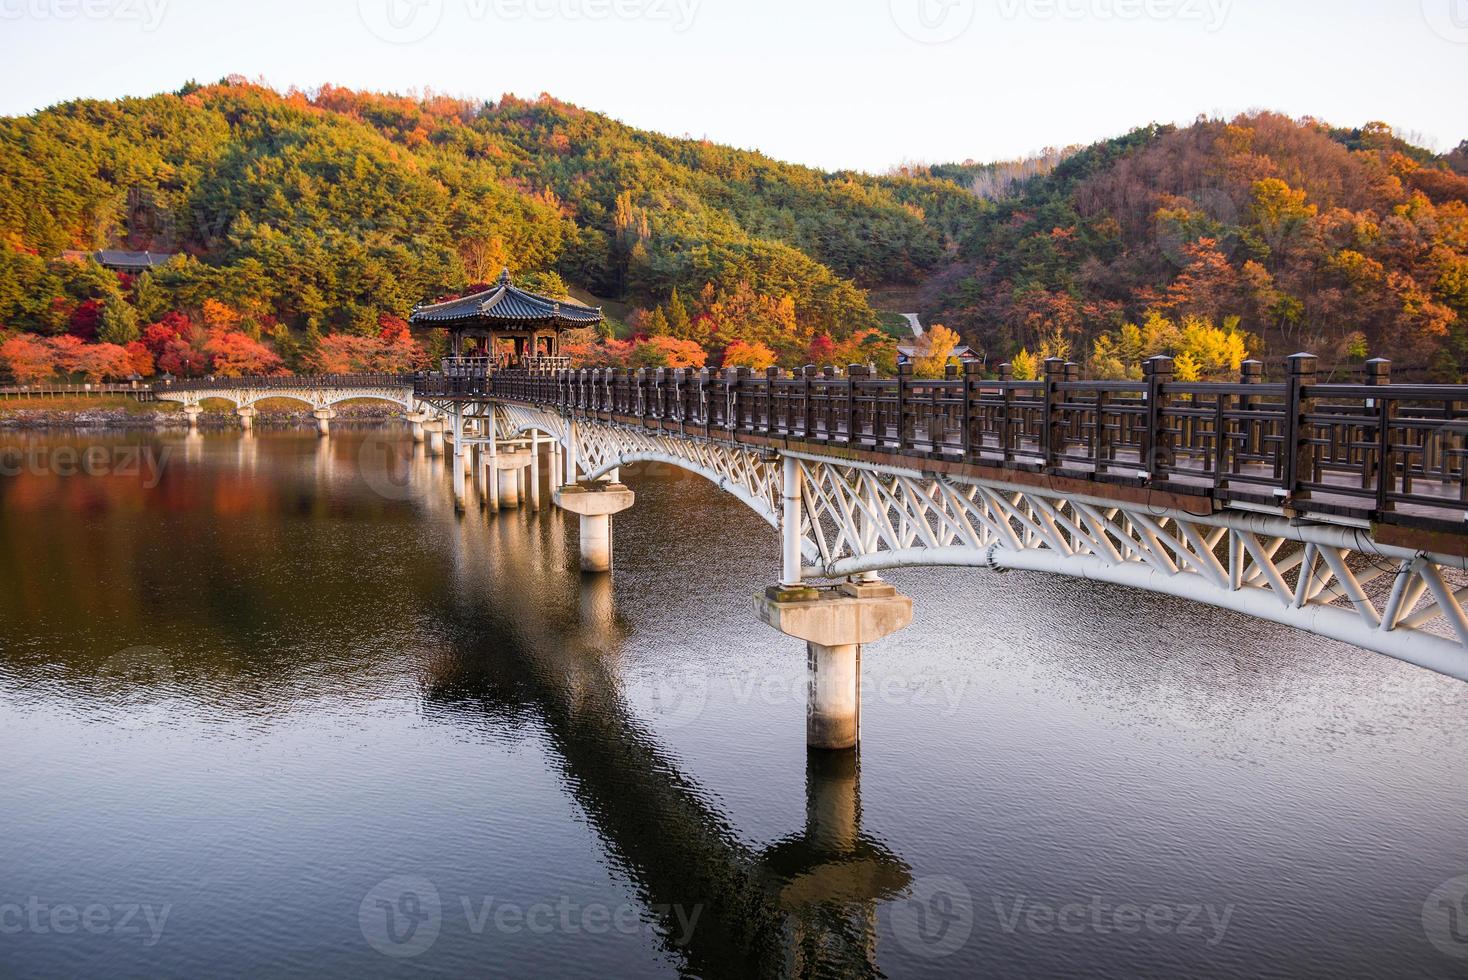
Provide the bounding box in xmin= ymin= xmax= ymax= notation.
xmin=1 ymin=382 xmax=156 ymax=401
xmin=415 ymin=354 xmax=1468 ymax=527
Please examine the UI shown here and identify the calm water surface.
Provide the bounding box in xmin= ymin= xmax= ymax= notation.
xmin=2 ymin=427 xmax=1467 ymax=979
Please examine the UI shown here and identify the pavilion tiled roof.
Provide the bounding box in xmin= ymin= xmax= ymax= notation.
xmin=410 ymin=269 xmax=604 ymax=328
xmin=94 ymin=249 xmax=176 ymax=270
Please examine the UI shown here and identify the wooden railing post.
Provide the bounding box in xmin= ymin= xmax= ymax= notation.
xmin=896 ymin=362 xmax=913 ymax=451
xmin=1042 ymin=357 xmax=1066 ymax=470
xmin=763 ymin=366 xmax=779 ymax=435
xmin=801 ymin=364 xmax=817 ymax=439
xmin=962 ymin=360 xmax=983 ymax=459
xmin=822 ymin=365 xmax=838 ymax=441
xmin=997 ymin=363 xmax=1015 ymax=464
xmin=846 ymin=364 xmax=863 ymax=444
xmin=1366 ymin=357 xmax=1395 ymax=512
xmin=1143 ymin=355 xmax=1174 ymax=477
xmin=1283 ymin=352 xmax=1318 ymax=500
xmin=1239 ymin=359 xmax=1263 ymax=460
xmin=727 ymin=366 xmax=748 ymax=431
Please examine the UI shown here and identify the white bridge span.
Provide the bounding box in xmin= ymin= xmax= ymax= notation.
xmin=475 ymin=401 xmax=1468 ymax=687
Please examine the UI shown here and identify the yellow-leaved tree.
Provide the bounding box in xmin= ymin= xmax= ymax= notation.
xmin=912 ymin=324 xmax=961 ymax=379
xmin=1010 ymin=347 xmax=1040 ymax=381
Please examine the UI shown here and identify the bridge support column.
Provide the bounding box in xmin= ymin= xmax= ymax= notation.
xmin=483 ymin=428 xmax=499 ymax=510
xmin=313 ymin=408 xmax=335 ymax=437
xmin=528 ymin=434 xmax=542 ymax=511
xmin=237 ymin=406 xmax=256 ymax=431
xmin=491 ymin=449 xmax=533 ymax=510
xmin=554 ymin=482 xmax=635 ymax=572
xmin=423 ymin=418 xmax=445 ymax=456
xmin=183 ymin=404 xmax=202 ymax=431
xmin=756 ymin=583 xmax=913 ymax=750
xmin=406 ymin=412 xmax=426 ymax=443
xmin=451 ymin=413 xmax=467 ymax=512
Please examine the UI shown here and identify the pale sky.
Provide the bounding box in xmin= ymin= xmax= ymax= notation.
xmin=0 ymin=0 xmax=1464 ymax=172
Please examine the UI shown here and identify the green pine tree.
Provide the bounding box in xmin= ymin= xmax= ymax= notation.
xmin=666 ymin=288 xmax=692 ymax=340
xmin=644 ymin=306 xmax=670 ymax=337
xmin=98 ymin=294 xmax=139 ymax=345
xmin=269 ymin=323 xmax=300 ymax=370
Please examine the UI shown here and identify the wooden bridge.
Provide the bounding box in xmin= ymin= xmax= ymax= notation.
xmin=159 ymin=354 xmax=1468 ymax=749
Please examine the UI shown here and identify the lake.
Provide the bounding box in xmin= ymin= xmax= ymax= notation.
xmin=2 ymin=426 xmax=1467 ymax=978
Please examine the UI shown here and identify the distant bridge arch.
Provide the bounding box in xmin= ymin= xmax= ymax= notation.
xmin=154 ymin=375 xmax=419 ymax=414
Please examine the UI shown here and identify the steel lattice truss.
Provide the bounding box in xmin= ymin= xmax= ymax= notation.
xmin=497 ymin=406 xmax=783 ymax=528
xmin=158 ymin=385 xmax=416 ymax=412
xmin=790 ymin=453 xmax=1468 ymax=681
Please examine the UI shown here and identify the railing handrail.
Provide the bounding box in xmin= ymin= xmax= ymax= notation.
xmin=411 ymin=356 xmax=1468 ymax=530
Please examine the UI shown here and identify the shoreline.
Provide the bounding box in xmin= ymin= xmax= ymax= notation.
xmin=0 ymin=404 xmax=404 ymax=430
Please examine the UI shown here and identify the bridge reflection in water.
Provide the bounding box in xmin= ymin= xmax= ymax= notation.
xmin=417 ymin=472 xmax=912 ymax=978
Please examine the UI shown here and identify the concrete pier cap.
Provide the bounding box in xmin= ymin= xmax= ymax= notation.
xmin=554 ymin=481 xmax=636 ymax=572
xmin=756 ymin=582 xmax=914 ymax=751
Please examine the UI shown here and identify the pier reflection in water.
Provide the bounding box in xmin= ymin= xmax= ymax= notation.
xmin=425 ymin=458 xmax=910 ymax=977
xmin=2 ymin=428 xmax=1468 ymax=979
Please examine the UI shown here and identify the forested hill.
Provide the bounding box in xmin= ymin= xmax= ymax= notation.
xmin=2 ymin=80 xmax=1465 ymax=383
xmin=920 ymin=114 xmax=1468 ymax=380
xmin=0 ymin=79 xmax=980 ymax=360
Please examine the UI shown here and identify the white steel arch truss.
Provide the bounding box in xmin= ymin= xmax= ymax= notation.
xmin=157 ymin=385 xmax=416 ymax=413
xmin=788 ymin=453 xmax=1468 ymax=683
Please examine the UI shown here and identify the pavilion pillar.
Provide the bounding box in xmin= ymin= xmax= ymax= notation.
xmin=555 ymin=481 xmax=635 ymax=573
xmin=756 ymin=582 xmax=913 ymax=750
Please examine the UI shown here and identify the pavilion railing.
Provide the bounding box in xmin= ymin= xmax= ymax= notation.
xmin=414 ymin=355 xmax=1468 ymax=525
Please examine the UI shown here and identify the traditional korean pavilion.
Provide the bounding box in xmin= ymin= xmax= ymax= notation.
xmin=410 ymin=269 xmax=604 ymax=370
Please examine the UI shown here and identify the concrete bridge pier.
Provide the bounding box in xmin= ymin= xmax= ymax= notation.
xmin=451 ymin=415 xmax=469 ymax=512
xmin=183 ymin=404 xmax=202 ymax=431
xmin=496 ymin=452 xmax=532 ymax=509
xmin=422 ymin=418 xmax=445 ymax=456
xmin=237 ymin=406 xmax=256 ymax=431
xmin=528 ymin=434 xmax=542 ymax=511
xmin=313 ymin=408 xmax=335 ymax=437
xmin=756 ymin=583 xmax=914 ymax=750
xmin=481 ymin=432 xmax=500 ymax=510
xmin=406 ymin=411 xmax=427 ymax=443
xmin=554 ymin=481 xmax=636 ymax=572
